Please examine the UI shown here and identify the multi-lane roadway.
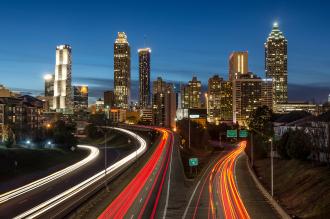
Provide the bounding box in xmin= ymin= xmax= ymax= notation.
xmin=0 ymin=127 xmax=146 ymax=218
xmin=98 ymin=127 xmax=176 ymax=218
xmin=183 ymin=141 xmax=279 ymax=219
xmin=0 ymin=127 xmax=283 ymax=219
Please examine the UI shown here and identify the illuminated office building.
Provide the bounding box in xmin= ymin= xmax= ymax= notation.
xmin=207 ymin=75 xmax=233 ymax=123
xmin=73 ymin=85 xmax=88 ymax=112
xmin=104 ymin=90 xmax=115 ymax=108
xmin=152 ymin=77 xmax=176 ymax=129
xmin=265 ymin=22 xmax=288 ymax=105
xmin=229 ymin=51 xmax=248 ymax=81
xmin=181 ymin=76 xmax=201 ymax=109
xmin=53 ymin=45 xmax=72 ymax=113
xmin=114 ymin=32 xmax=130 ymax=109
xmin=44 ymin=74 xmax=54 ymax=97
xmin=138 ymin=48 xmax=151 ymax=108
xmin=233 ymin=72 xmax=272 ymax=125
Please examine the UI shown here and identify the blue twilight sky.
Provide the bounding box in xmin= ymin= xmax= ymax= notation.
xmin=0 ymin=0 xmax=329 ymax=102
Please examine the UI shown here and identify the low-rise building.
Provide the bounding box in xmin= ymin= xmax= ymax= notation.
xmin=0 ymin=95 xmax=44 ymax=140
xmin=274 ymin=102 xmax=317 ymax=115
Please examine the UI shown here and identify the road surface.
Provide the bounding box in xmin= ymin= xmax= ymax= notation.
xmin=183 ymin=141 xmax=279 ymax=219
xmin=98 ymin=127 xmax=185 ymax=218
xmin=0 ymin=128 xmax=145 ymax=218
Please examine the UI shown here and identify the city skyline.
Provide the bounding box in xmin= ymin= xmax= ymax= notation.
xmin=0 ymin=0 xmax=329 ymax=102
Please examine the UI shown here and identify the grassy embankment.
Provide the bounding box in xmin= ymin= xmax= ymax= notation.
xmin=254 ymin=159 xmax=330 ymax=218
xmin=0 ymin=147 xmax=88 ymax=184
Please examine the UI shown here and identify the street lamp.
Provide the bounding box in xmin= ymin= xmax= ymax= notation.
xmin=104 ymin=106 xmax=110 ymax=191
xmin=269 ymin=138 xmax=274 ymax=197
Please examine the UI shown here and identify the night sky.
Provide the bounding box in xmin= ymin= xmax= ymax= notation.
xmin=0 ymin=0 xmax=329 ymax=102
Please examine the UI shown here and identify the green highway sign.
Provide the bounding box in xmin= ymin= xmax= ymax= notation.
xmin=227 ymin=130 xmax=237 ymax=138
xmin=189 ymin=158 xmax=198 ymax=167
xmin=239 ymin=130 xmax=248 ymax=138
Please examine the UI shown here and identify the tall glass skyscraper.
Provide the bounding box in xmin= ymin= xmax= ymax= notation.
xmin=138 ymin=48 xmax=151 ymax=108
xmin=265 ymin=22 xmax=288 ymax=105
xmin=114 ymin=32 xmax=130 ymax=109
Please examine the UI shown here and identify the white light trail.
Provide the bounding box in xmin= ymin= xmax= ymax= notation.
xmin=14 ymin=127 xmax=147 ymax=219
xmin=0 ymin=145 xmax=99 ymax=204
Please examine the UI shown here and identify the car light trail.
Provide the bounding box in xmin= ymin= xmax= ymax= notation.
xmin=214 ymin=141 xmax=250 ymax=219
xmin=0 ymin=145 xmax=99 ymax=204
xmin=14 ymin=127 xmax=147 ymax=219
xmin=98 ymin=128 xmax=171 ymax=219
xmin=192 ymin=141 xmax=250 ymax=219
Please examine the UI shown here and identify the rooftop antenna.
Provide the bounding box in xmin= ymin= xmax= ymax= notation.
xmin=144 ymin=34 xmax=147 ymax=47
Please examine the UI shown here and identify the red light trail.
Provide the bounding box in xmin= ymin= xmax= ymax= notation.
xmin=98 ymin=128 xmax=173 ymax=219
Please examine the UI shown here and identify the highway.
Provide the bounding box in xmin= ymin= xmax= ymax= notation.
xmin=183 ymin=141 xmax=279 ymax=219
xmin=98 ymin=127 xmax=179 ymax=219
xmin=0 ymin=127 xmax=147 ymax=218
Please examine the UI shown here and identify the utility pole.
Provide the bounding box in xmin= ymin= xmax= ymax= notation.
xmin=270 ymin=138 xmax=274 ymax=197
xmin=251 ymin=132 xmax=254 ymax=167
xmin=104 ymin=106 xmax=109 ymax=191
xmin=188 ymin=116 xmax=191 ymax=149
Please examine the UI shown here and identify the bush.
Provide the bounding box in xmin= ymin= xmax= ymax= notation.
xmin=53 ymin=120 xmax=77 ymax=150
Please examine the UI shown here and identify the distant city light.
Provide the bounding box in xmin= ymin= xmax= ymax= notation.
xmin=26 ymin=140 xmax=31 ymax=144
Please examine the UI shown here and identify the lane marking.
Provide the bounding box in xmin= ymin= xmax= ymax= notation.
xmin=182 ymin=152 xmax=223 ymax=219
xmin=162 ymin=132 xmax=174 ymax=219
xmin=0 ymin=145 xmax=99 ymax=204
xmin=14 ymin=128 xmax=147 ymax=219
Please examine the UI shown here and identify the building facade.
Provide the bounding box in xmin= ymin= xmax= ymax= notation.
xmin=265 ymin=22 xmax=288 ymax=106
xmin=53 ymin=45 xmax=72 ymax=113
xmin=73 ymin=85 xmax=88 ymax=113
xmin=104 ymin=90 xmax=115 ymax=108
xmin=229 ymin=51 xmax=248 ymax=81
xmin=233 ymin=73 xmax=272 ymax=125
xmin=0 ymin=95 xmax=43 ymax=140
xmin=181 ymin=76 xmax=201 ymax=109
xmin=114 ymin=32 xmax=130 ymax=109
xmin=138 ymin=48 xmax=151 ymax=108
xmin=152 ymin=77 xmax=176 ymax=129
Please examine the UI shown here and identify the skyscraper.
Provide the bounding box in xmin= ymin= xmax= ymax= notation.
xmin=207 ymin=75 xmax=233 ymax=123
xmin=104 ymin=90 xmax=115 ymax=108
xmin=53 ymin=45 xmax=72 ymax=113
xmin=138 ymin=48 xmax=151 ymax=108
xmin=73 ymin=85 xmax=88 ymax=113
xmin=181 ymin=76 xmax=201 ymax=109
xmin=114 ymin=32 xmax=130 ymax=109
xmin=265 ymin=22 xmax=288 ymax=105
xmin=233 ymin=72 xmax=272 ymax=125
xmin=229 ymin=51 xmax=248 ymax=81
xmin=152 ymin=77 xmax=176 ymax=129
xmin=44 ymin=74 xmax=54 ymax=97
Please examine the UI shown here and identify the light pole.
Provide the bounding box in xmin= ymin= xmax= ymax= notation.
xmin=269 ymin=138 xmax=274 ymax=197
xmin=188 ymin=116 xmax=191 ymax=149
xmin=250 ymin=132 xmax=254 ymax=167
xmin=104 ymin=106 xmax=109 ymax=191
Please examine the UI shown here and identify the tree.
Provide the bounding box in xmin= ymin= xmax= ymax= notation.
xmin=286 ymin=129 xmax=312 ymax=160
xmin=248 ymin=106 xmax=273 ymax=137
xmin=247 ymin=106 xmax=273 ymax=159
xmin=2 ymin=125 xmax=15 ymax=148
xmin=85 ymin=124 xmax=103 ymax=139
xmin=277 ymin=131 xmax=290 ymax=159
xmin=207 ymin=123 xmax=228 ymax=141
xmin=53 ymin=120 xmax=77 ymax=150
